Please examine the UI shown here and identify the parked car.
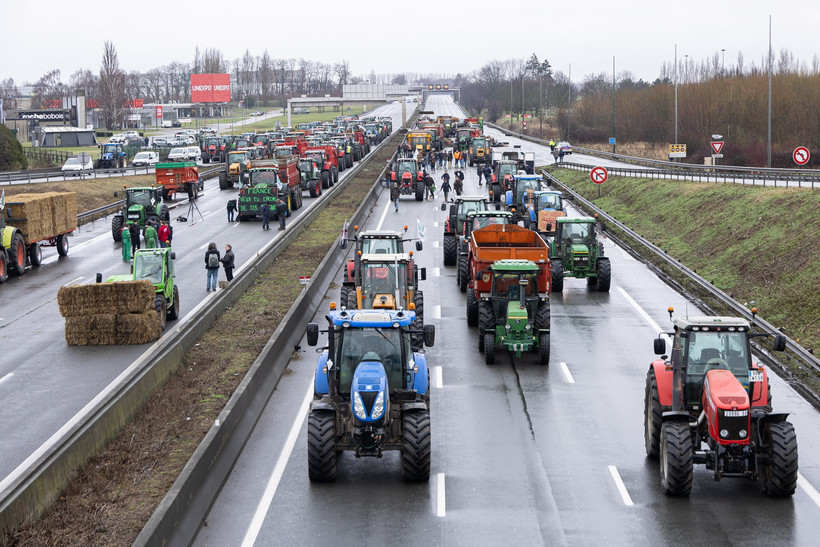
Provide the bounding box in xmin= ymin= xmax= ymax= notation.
xmin=132 ymin=151 xmax=160 ymax=166
xmin=557 ymin=141 xmax=573 ymax=154
xmin=109 ymin=134 xmax=126 ymax=144
xmin=172 ymin=120 xmax=182 ymax=128
xmin=166 ymin=136 xmax=185 ymax=147
xmin=152 ymin=137 xmax=170 ymax=147
xmin=250 ymin=111 xmax=263 ymax=116
xmin=61 ymin=155 xmax=94 ymax=174
xmin=161 ymin=120 xmax=173 ymax=128
xmin=122 ymin=131 xmax=140 ymax=140
xmin=167 ymin=147 xmax=191 ymax=161
xmin=293 ymin=107 xmax=310 ymax=114
xmin=185 ymin=146 xmax=202 ymax=162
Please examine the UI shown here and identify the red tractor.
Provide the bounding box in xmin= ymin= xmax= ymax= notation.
xmin=303 ymin=145 xmax=340 ymax=189
xmin=645 ymin=308 xmax=796 ymax=497
xmin=389 ymin=158 xmax=425 ymax=201
xmin=201 ymin=136 xmax=226 ymax=163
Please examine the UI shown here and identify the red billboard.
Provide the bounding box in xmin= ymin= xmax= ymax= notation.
xmin=190 ymin=73 xmax=231 ymax=103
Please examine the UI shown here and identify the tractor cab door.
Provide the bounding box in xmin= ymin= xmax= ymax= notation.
xmin=681 ymin=330 xmax=752 ymax=405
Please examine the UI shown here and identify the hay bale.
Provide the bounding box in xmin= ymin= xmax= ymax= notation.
xmin=7 ymin=192 xmax=76 ymax=241
xmin=65 ymin=314 xmax=117 ymax=346
xmin=115 ymin=312 xmax=162 ymax=344
xmin=58 ymin=280 xmax=155 ymax=317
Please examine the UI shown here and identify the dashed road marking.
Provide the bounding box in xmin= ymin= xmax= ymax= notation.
xmin=617 ymin=287 xmax=671 ymax=345
xmin=0 ymin=373 xmax=13 ymax=386
xmin=433 ymin=366 xmax=443 ymax=388
xmin=608 ymin=465 xmax=634 ymax=506
xmin=436 ymin=473 xmax=446 ymax=517
xmin=559 ymin=361 xmax=575 ymax=383
xmin=798 ymin=472 xmax=820 ymax=509
xmin=435 ymin=305 xmax=441 ymax=319
xmin=433 ymin=241 xmax=440 ymax=248
xmin=434 ymin=267 xmax=441 ymax=277
xmin=65 ymin=276 xmax=84 ymax=286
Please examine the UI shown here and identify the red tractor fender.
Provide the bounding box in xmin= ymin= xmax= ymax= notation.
xmin=345 ymin=259 xmax=355 ymax=283
xmin=651 ymin=360 xmax=674 ymax=407
xmin=750 ymin=363 xmax=771 ymax=408
xmin=391 ymin=172 xmax=397 ymax=182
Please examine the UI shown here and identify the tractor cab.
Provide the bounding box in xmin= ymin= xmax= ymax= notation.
xmin=445 ymin=195 xmax=488 ymax=236
xmin=124 ymin=187 xmax=164 ymax=226
xmin=105 ymin=247 xmax=179 ymax=328
xmin=505 ymin=175 xmax=543 ymax=210
xmin=355 ymin=253 xmax=424 ymax=311
xmin=520 ymin=190 xmax=566 ymax=235
xmin=463 ymin=210 xmax=512 ymax=244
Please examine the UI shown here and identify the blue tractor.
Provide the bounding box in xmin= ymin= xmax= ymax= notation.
xmin=306 ymin=308 xmax=435 ymax=482
xmin=95 ymin=143 xmax=128 ymax=169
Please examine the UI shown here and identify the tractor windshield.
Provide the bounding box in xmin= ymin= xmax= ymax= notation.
xmin=128 ymin=189 xmax=157 ymax=209
xmin=361 ymin=262 xmax=408 ymax=308
xmin=360 ymin=238 xmax=401 ymax=254
xmin=103 ymin=144 xmax=119 ymax=153
xmin=298 ymin=159 xmax=314 ymax=171
xmin=515 ymin=180 xmax=541 ymax=204
xmin=228 ymin=152 xmax=247 ymax=164
xmin=458 ymin=200 xmax=487 ymax=218
xmin=472 ymin=215 xmax=508 ymax=230
xmin=336 ymin=327 xmax=410 ymax=394
xmin=682 ymin=330 xmax=752 ymax=402
xmin=135 ymin=254 xmax=164 ymax=285
xmin=492 ymin=273 xmax=538 ymax=299
xmin=250 ymin=170 xmax=279 ymax=186
xmin=561 ymin=222 xmax=593 ymax=242
xmin=536 ymin=193 xmax=562 ymax=211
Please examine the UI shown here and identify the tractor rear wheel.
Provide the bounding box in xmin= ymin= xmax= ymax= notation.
xmin=218 ymin=172 xmax=228 ymax=190
xmin=466 ymin=287 xmax=479 ymax=326
xmin=321 ymin=171 xmax=330 ymax=189
xmin=56 ymin=234 xmax=69 ymax=256
xmin=340 ymin=285 xmax=351 ymax=309
xmin=551 ymin=259 xmax=564 ymax=292
xmin=443 ymin=234 xmax=457 ymax=266
xmin=308 ymin=411 xmax=337 ymax=482
xmin=332 ymin=167 xmax=339 ymax=184
xmin=8 ymin=233 xmax=26 ymax=275
xmin=154 ymin=295 xmax=167 ymax=331
xmin=0 ymin=252 xmax=7 ymax=283
xmin=660 ymin=421 xmax=694 ymax=496
xmin=760 ymin=421 xmax=798 ymax=497
xmin=160 ymin=204 xmax=170 ymax=222
xmin=402 ymin=410 xmax=431 ymax=482
xmin=484 ymin=333 xmax=496 ymax=364
xmin=28 ymin=243 xmax=42 ymax=268
xmin=457 ymin=255 xmax=468 ymax=292
xmin=415 ymin=181 xmax=424 ymax=201
xmin=596 ymin=257 xmax=611 ymax=292
xmin=478 ymin=301 xmax=495 ymax=352
xmin=645 ymin=369 xmax=663 ymax=458
xmin=308 ymin=180 xmax=319 ymax=198
xmin=166 ymin=285 xmax=180 ymax=321
xmin=111 ymin=216 xmax=124 ymax=242
xmin=538 ymin=332 xmax=550 ymax=366
xmin=534 ymin=301 xmax=550 ymax=331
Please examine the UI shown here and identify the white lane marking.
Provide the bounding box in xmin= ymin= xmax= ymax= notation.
xmin=376 ymin=192 xmax=391 ymax=230
xmin=798 ymin=472 xmax=820 ymax=509
xmin=434 ymin=221 xmax=440 ymax=227
xmin=0 ymin=373 xmax=14 ymax=386
xmin=435 ymin=305 xmax=441 ymax=319
xmin=436 ymin=473 xmax=446 ymax=517
xmin=617 ymin=287 xmax=671 ymax=344
xmin=433 ymin=366 xmax=443 ymax=388
xmin=608 ymin=465 xmax=634 ymax=506
xmin=433 ymin=241 xmax=440 ymax=248
xmin=199 ymin=242 xmax=210 ymax=250
xmin=434 ymin=267 xmax=440 ymax=277
xmin=65 ymin=276 xmax=84 ymax=286
xmin=242 ymin=378 xmax=314 ymax=546
xmin=559 ymin=362 xmax=575 ymax=384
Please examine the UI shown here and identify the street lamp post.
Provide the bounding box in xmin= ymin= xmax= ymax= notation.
xmin=721 ymin=48 xmax=726 ymax=75
xmin=674 ymin=45 xmax=678 ymax=146
xmin=612 ymin=56 xmax=616 ymax=154
xmin=510 ymin=78 xmax=513 ymax=129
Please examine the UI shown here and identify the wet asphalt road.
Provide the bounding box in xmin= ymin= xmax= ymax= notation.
xmin=192 ymin=94 xmax=820 ymax=546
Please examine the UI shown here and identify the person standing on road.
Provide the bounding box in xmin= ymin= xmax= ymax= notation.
xmin=447 ymin=149 xmax=453 ymax=168
xmin=129 ymin=221 xmax=141 ymax=254
xmin=205 ymin=242 xmax=220 ymax=292
xmin=552 ymin=147 xmax=560 ymax=164
xmin=440 ymin=171 xmax=451 ymax=201
xmin=227 ymin=199 xmax=237 ymax=222
xmin=549 ymin=139 xmax=555 ymax=152
xmin=483 ymin=164 xmax=492 ymax=185
xmin=261 ymin=202 xmax=271 ymax=231
xmin=423 ymin=172 xmax=435 ymax=200
xmin=390 ymin=180 xmax=401 ymax=212
xmin=221 ymin=244 xmax=235 ymax=282
xmin=145 ymin=223 xmax=158 ymax=248
xmin=559 ymin=148 xmax=565 ymax=163
xmin=121 ymin=224 xmax=132 ymax=262
xmin=276 ymin=198 xmax=288 ymax=231
xmin=453 ymin=169 xmax=464 ymax=196
xmin=476 ymin=163 xmax=483 ymax=185
xmin=157 ymin=222 xmax=170 ymax=248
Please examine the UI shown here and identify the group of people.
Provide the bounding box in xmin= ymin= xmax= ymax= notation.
xmin=120 ymin=218 xmax=173 ymax=261
xmin=476 ymin=163 xmax=494 ymax=185
xmin=226 ymin=198 xmax=289 ymax=231
xmin=204 ymin=242 xmax=235 ymax=292
xmin=548 ymin=140 xmax=566 ymax=163
xmin=389 ymin=168 xmax=465 ymax=211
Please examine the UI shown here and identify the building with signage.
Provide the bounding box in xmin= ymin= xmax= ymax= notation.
xmin=37 ymin=126 xmax=97 ymax=147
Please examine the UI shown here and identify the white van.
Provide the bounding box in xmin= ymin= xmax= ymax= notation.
xmin=186 ymin=146 xmax=202 ymax=162
xmin=132 ymin=151 xmax=160 ymax=166
xmin=293 ymin=107 xmax=310 ymax=114
xmin=167 ymin=147 xmax=190 ymax=161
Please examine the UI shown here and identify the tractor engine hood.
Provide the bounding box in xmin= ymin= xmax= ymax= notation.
xmin=351 ymin=359 xmax=389 ymax=424
xmin=570 ymin=243 xmax=590 ymax=255
xmin=703 ymin=368 xmax=751 ymax=445
xmin=228 ymin=162 xmax=241 ymax=174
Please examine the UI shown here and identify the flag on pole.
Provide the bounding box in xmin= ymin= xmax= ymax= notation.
xmin=417 ymin=217 xmax=425 ymax=240
xmin=341 ymin=219 xmax=348 ymax=242
xmin=0 ymin=189 xmax=4 ymax=211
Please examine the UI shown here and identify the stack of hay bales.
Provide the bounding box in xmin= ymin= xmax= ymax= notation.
xmin=57 ymin=280 xmax=162 ymax=345
xmin=8 ymin=192 xmax=77 ymax=240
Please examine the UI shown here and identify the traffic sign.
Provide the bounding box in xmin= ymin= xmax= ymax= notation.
xmin=710 ymin=141 xmax=724 ymax=155
xmin=522 ymin=121 xmax=527 ymax=128
xmin=299 ymin=276 xmax=311 ymax=285
xmin=609 ymin=137 xmax=616 ymax=145
xmin=668 ymin=144 xmax=687 ymax=158
xmin=590 ymin=166 xmax=608 ymax=184
xmin=77 ymin=152 xmax=91 ymax=164
xmin=155 ymin=105 xmax=163 ymax=119
xmin=793 ymin=146 xmax=810 ymax=165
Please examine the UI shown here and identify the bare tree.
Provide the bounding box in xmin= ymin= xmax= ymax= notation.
xmin=334 ymin=60 xmax=351 ymax=87
xmin=202 ymin=48 xmax=227 ymax=74
xmin=98 ymin=41 xmax=127 ymax=129
xmin=31 ymin=69 xmax=67 ymax=108
xmin=0 ymin=77 xmax=19 ymax=109
xmin=258 ymin=50 xmax=274 ymax=104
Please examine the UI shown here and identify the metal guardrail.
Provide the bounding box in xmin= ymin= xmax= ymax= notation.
xmin=540 ymin=169 xmax=820 ymax=375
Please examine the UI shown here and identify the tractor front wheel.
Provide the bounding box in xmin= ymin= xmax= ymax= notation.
xmin=340 ymin=285 xmax=351 ymax=309
xmin=443 ymin=234 xmax=457 ymax=266
xmin=218 ymin=172 xmax=228 ymax=190
xmin=111 ymin=216 xmax=124 ymax=242
xmin=321 ymin=171 xmax=330 ymax=189
xmin=596 ymin=257 xmax=611 ymax=292
xmin=412 ymin=291 xmax=424 ymax=350
xmin=478 ymin=301 xmax=495 ymax=352
xmin=8 ymin=233 xmax=26 ymax=275
xmin=160 ymin=204 xmax=170 ymax=222
xmin=166 ymin=285 xmax=180 ymax=321
xmin=0 ymin=252 xmax=8 ymax=283
xmin=534 ymin=300 xmax=550 ymax=331
xmin=660 ymin=421 xmax=694 ymax=496
xmin=415 ymin=181 xmax=424 ymax=201
xmin=466 ymin=287 xmax=479 ymax=326
xmin=645 ymin=369 xmax=663 ymax=458
xmin=457 ymin=255 xmax=468 ymax=292
xmin=484 ymin=333 xmax=496 ymax=364
xmin=402 ymin=410 xmax=431 ymax=482
xmin=760 ymin=421 xmax=798 ymax=497
xmin=308 ymin=180 xmax=320 ymax=198
xmin=308 ymin=411 xmax=338 ymax=482
xmin=538 ymin=333 xmax=550 ymax=366
xmin=551 ymin=259 xmax=564 ymax=292
xmin=154 ymin=295 xmax=167 ymax=331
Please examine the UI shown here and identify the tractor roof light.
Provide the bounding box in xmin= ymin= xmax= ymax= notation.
xmin=330 ymin=302 xmax=337 ymax=310
xmin=408 ymin=302 xmax=416 ymax=311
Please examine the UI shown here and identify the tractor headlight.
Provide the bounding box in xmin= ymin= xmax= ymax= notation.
xmin=739 ymin=429 xmax=747 ymax=438
xmin=720 ymin=429 xmax=729 ymax=438
xmin=353 ymin=392 xmax=367 ymax=420
xmin=371 ymin=391 xmax=385 ymax=420
xmin=505 ymin=324 xmax=511 ymax=331
xmin=525 ymin=324 xmax=531 ymax=330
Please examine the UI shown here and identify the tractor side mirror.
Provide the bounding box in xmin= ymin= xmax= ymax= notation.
xmin=653 ymin=337 xmax=666 ymax=355
xmin=423 ymin=324 xmax=435 ymax=347
xmin=545 ymin=223 xmax=552 ymax=232
xmin=340 ymin=239 xmax=348 ymax=250
xmin=440 ymin=203 xmax=447 ymax=211
xmin=599 ymin=222 xmax=607 ymax=233
xmin=420 ymin=268 xmax=426 ymax=281
xmin=96 ymin=273 xmax=102 ymax=283
xmin=415 ymin=240 xmax=423 ymax=251
xmin=306 ymin=323 xmax=319 ymax=346
xmin=773 ymin=334 xmax=787 ymax=352
xmin=170 ymin=252 xmax=176 ymax=260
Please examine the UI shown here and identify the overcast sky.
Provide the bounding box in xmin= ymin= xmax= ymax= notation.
xmin=4 ymin=0 xmax=819 ymax=86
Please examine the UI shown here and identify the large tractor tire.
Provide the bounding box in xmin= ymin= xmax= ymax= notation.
xmin=538 ymin=333 xmax=550 ymax=366
xmin=412 ymin=291 xmax=425 ymax=350
xmin=160 ymin=204 xmax=170 ymax=222
xmin=8 ymin=232 xmax=26 ymax=275
xmin=659 ymin=421 xmax=694 ymax=496
xmin=644 ymin=369 xmax=663 ymax=458
xmin=596 ymin=257 xmax=611 ymax=292
xmin=218 ymin=172 xmax=228 ymax=190
xmin=457 ymin=256 xmax=469 ymax=292
xmin=346 ymin=154 xmax=353 ymax=169
xmin=442 ymin=234 xmax=457 ymax=266
xmin=28 ymin=243 xmax=42 ymax=268
xmin=466 ymin=287 xmax=479 ymax=327
xmin=340 ymin=285 xmax=352 ymax=309
xmin=534 ymin=300 xmax=550 ymax=331
xmin=111 ymin=215 xmax=124 ymax=242
xmin=484 ymin=333 xmax=496 ymax=364
xmin=0 ymin=252 xmax=8 ymax=283
xmin=321 ymin=171 xmax=330 ymax=189
xmin=307 ymin=411 xmax=338 ymax=482
xmin=760 ymin=421 xmax=798 ymax=497
xmin=56 ymin=234 xmax=70 ymax=257
xmin=551 ymin=259 xmax=564 ymax=292
xmin=166 ymin=285 xmax=180 ymax=321
xmin=332 ymin=167 xmax=339 ymax=184
xmin=308 ymin=180 xmax=320 ymax=198
xmin=414 ymin=181 xmax=424 ymax=201
xmin=478 ymin=301 xmax=495 ymax=352
xmin=154 ymin=295 xmax=167 ymax=331
xmin=401 ymin=410 xmax=431 ymax=482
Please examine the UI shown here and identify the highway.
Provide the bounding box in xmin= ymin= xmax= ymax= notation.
xmin=0 ymin=100 xmax=415 ymax=484
xmin=191 ymin=94 xmax=820 ymax=545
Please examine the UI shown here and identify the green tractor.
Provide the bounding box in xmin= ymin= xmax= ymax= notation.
xmin=102 ymin=248 xmax=179 ymax=330
xmin=478 ymin=259 xmax=550 ymax=366
xmin=298 ymin=157 xmax=323 ymax=197
xmin=95 ymin=143 xmax=128 ymax=169
xmin=549 ymin=216 xmax=610 ymax=292
xmin=111 ymin=187 xmax=170 ymax=242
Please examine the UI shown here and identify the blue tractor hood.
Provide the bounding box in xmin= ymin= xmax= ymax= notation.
xmin=351 ymin=358 xmax=389 ymax=423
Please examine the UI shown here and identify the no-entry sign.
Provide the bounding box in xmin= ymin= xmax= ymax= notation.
xmin=793 ymin=146 xmax=810 ymax=165
xmin=590 ymin=166 xmax=608 ymax=184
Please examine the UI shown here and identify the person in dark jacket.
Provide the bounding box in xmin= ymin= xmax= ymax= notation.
xmin=440 ymin=171 xmax=451 ymax=201
xmin=276 ymin=198 xmax=288 ymax=231
xmin=483 ymin=164 xmax=492 ymax=183
xmin=221 ymin=244 xmax=235 ymax=282
xmin=227 ymin=199 xmax=237 ymax=222
xmin=205 ymin=242 xmax=220 ymax=292
xmin=390 ymin=180 xmax=401 ymax=212
xmin=128 ymin=221 xmax=141 ymax=254
xmin=261 ymin=202 xmax=271 ymax=231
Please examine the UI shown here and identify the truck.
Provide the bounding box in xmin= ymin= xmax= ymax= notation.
xmin=306 ymin=308 xmax=435 ymax=482
xmin=303 ymin=146 xmax=340 ymax=189
xmin=491 ymin=147 xmax=535 ymax=176
xmin=218 ymin=149 xmax=253 ymax=189
xmin=455 ymin=210 xmax=513 ymax=292
xmin=154 ymin=162 xmax=201 ymax=201
xmin=0 ymin=192 xmax=75 ymax=282
xmin=645 ymin=308 xmax=795 ymax=496
xmin=442 ymin=195 xmax=488 ymax=266
xmin=237 ymin=157 xmax=301 ymax=221
xmin=95 ymin=143 xmax=127 ymax=169
xmin=478 ymin=259 xmax=551 ymax=365
xmin=388 ymin=158 xmax=425 ymax=201
xmin=463 ymin=223 xmax=551 ymax=328
xmin=549 ymin=216 xmax=610 ymax=292
xmin=111 ymin=187 xmax=169 ymax=242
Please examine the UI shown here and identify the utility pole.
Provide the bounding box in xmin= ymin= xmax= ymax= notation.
xmin=612 ymin=56 xmax=616 ymax=154
xmin=510 ymin=78 xmax=513 ymax=129
xmin=567 ymin=63 xmax=571 ymax=141
xmin=767 ymin=15 xmax=773 ymax=168
xmin=674 ymin=45 xmax=678 ymax=145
